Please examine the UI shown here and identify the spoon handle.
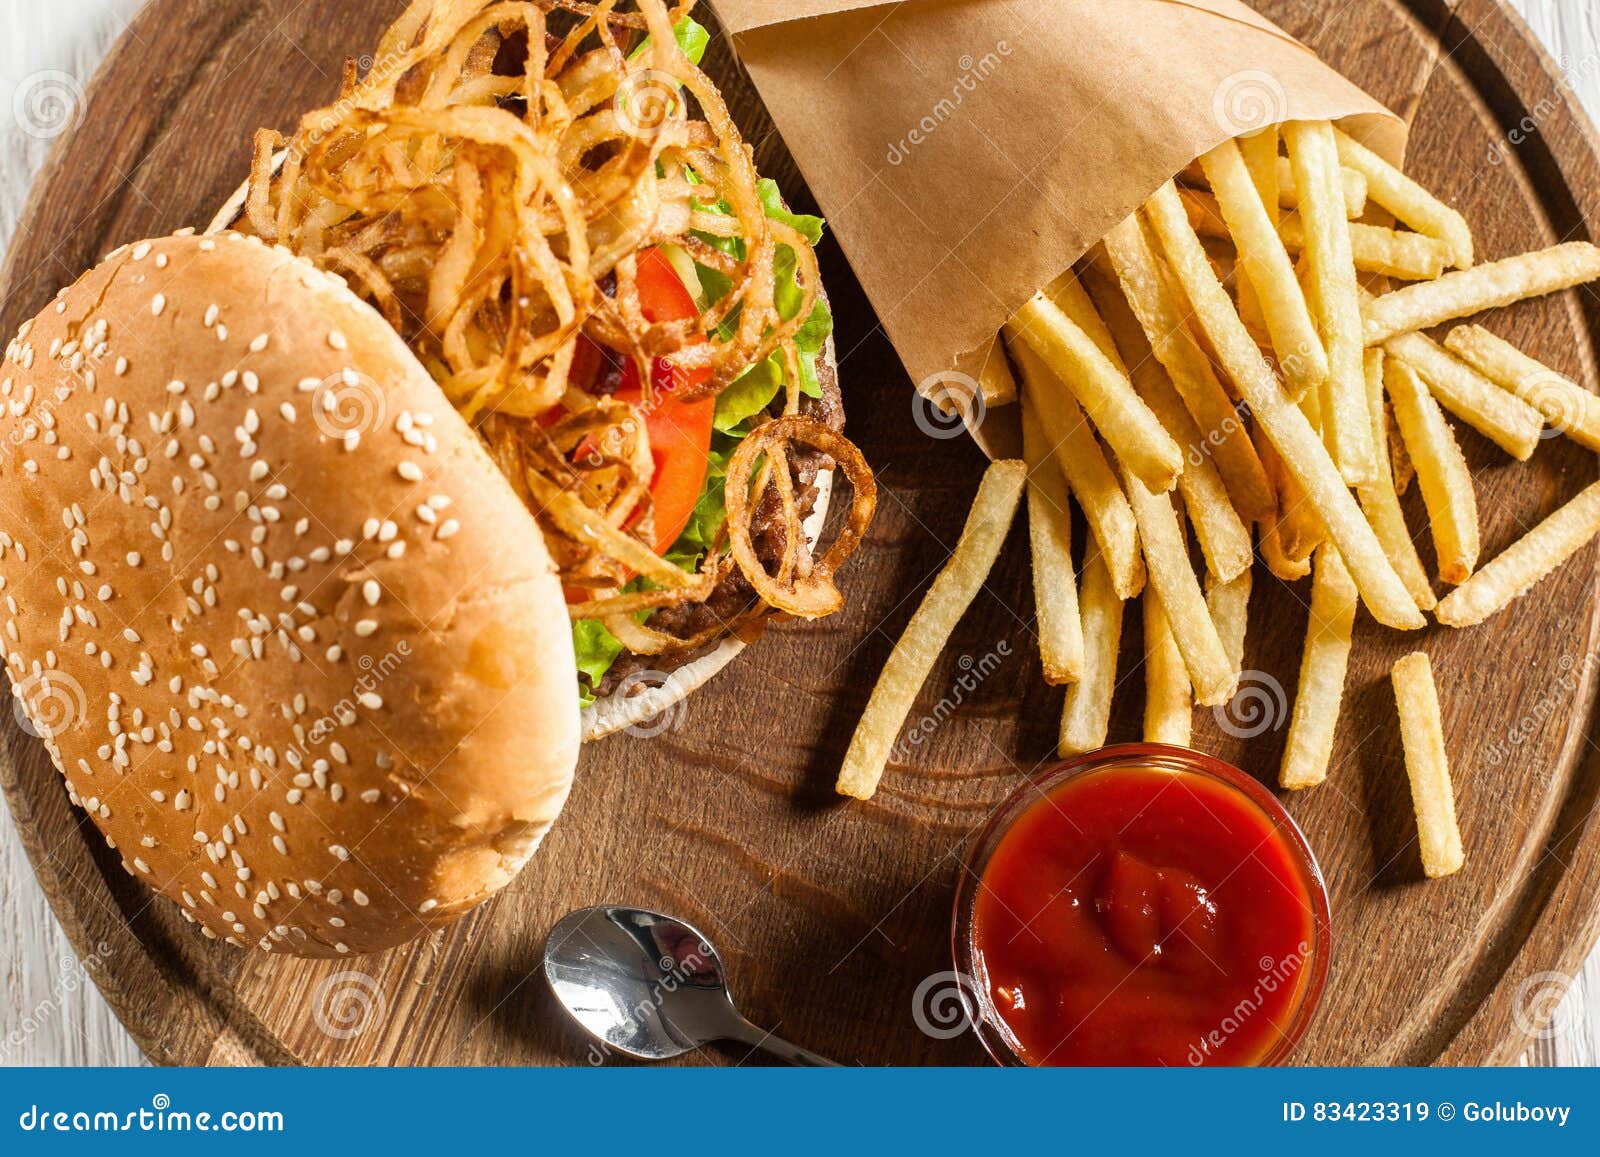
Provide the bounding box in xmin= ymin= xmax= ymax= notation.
xmin=726 ymin=1017 xmax=840 ymax=1067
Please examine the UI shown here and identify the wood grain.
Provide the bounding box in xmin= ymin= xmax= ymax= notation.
xmin=5 ymin=0 xmax=1600 ymax=1067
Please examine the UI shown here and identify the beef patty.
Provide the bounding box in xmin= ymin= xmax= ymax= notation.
xmin=593 ymin=328 xmax=845 ymax=699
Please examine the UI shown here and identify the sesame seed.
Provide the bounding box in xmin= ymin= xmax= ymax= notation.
xmin=151 ymin=294 xmax=166 ymax=316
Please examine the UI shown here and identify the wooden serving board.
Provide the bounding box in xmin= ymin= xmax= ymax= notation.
xmin=5 ymin=0 xmax=1600 ymax=1067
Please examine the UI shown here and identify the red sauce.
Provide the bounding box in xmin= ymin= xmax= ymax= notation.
xmin=968 ymin=763 xmax=1322 ymax=1066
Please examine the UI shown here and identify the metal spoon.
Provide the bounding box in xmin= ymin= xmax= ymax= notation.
xmin=542 ymin=905 xmax=838 ymax=1066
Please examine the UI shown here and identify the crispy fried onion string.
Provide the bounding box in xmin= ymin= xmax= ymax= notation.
xmin=242 ymin=0 xmax=871 ymax=658
xmin=725 ymin=416 xmax=878 ymax=619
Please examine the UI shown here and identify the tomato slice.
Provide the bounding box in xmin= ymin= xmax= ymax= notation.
xmin=611 ymin=247 xmax=716 ymax=554
xmin=566 ymin=247 xmax=714 ymax=559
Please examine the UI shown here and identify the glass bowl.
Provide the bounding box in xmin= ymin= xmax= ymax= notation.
xmin=951 ymin=742 xmax=1332 ymax=1066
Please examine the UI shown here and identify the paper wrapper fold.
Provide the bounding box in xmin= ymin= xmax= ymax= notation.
xmin=708 ymin=0 xmax=1404 ymax=456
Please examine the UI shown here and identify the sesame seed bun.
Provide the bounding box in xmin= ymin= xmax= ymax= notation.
xmin=0 ymin=231 xmax=580 ymax=957
xmin=211 ymin=167 xmax=843 ymax=747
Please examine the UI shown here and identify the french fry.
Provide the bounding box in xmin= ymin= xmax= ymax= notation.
xmin=1044 ymin=266 xmax=1128 ymax=370
xmin=1363 ymin=243 xmax=1600 ymax=345
xmin=1080 ymin=260 xmax=1252 ymax=583
xmin=1251 ymin=421 xmax=1323 ymax=564
xmin=1383 ymin=329 xmax=1543 ymax=459
xmin=1006 ymin=294 xmax=1183 ymax=492
xmin=1008 ymin=336 xmax=1145 ymax=600
xmin=1095 ymin=223 xmax=1275 ymax=523
xmin=1185 ymin=154 xmax=1367 ymax=215
xmin=1285 ymin=119 xmax=1374 ymax=484
xmin=1233 ymin=128 xmax=1278 ymax=338
xmin=1200 ymin=138 xmax=1328 ymax=400
xmin=1060 ymin=538 xmax=1125 ymax=756
xmin=1277 ymin=154 xmax=1367 ymax=217
xmin=1343 ymin=221 xmax=1448 ymax=282
xmin=973 ymin=334 xmax=1018 ymax=407
xmin=1357 ymin=349 xmax=1436 ymax=611
xmin=1259 ymin=520 xmax=1312 ymax=581
xmin=1390 ymin=400 xmax=1416 ymax=495
xmin=1142 ymin=181 xmax=1425 ymax=629
xmin=1239 ymin=129 xmax=1280 ymax=226
xmin=1384 ymin=356 xmax=1479 ymax=585
xmin=1020 ymin=393 xmax=1084 ymax=684
xmin=1334 ymin=127 xmax=1474 ymax=269
xmin=1391 ymin=652 xmax=1465 ymax=879
xmin=837 ymin=461 xmax=1026 ymax=800
xmin=1280 ymin=545 xmax=1358 ymax=790
xmin=1436 ymin=480 xmax=1600 ymax=627
xmin=1143 ymin=590 xmax=1192 ymax=745
xmin=1444 ymin=325 xmax=1600 ymax=452
xmin=1205 ymin=566 xmax=1252 ymax=679
xmin=1121 ymin=470 xmax=1236 ymax=706
xmin=1310 ymin=220 xmax=1448 ymax=282
xmin=1181 ymin=188 xmax=1449 ymax=280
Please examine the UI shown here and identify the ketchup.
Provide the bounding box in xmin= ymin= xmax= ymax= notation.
xmin=965 ymin=755 xmax=1325 ymax=1066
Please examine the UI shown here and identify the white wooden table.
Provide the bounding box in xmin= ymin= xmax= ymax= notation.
xmin=2 ymin=0 xmax=1600 ymax=1068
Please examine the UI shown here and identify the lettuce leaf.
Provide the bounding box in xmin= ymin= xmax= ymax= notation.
xmin=629 ymin=15 xmax=710 ymax=65
xmin=573 ymin=618 xmax=626 ymax=706
xmin=757 ymin=178 xmax=824 ymax=246
xmin=714 ymin=357 xmax=783 ymax=433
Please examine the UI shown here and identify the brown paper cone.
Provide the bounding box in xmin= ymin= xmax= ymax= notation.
xmin=707 ymin=0 xmax=1403 ymax=456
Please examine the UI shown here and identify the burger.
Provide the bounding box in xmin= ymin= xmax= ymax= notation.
xmin=226 ymin=0 xmax=876 ymax=742
xmin=0 ymin=0 xmax=873 ymax=956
